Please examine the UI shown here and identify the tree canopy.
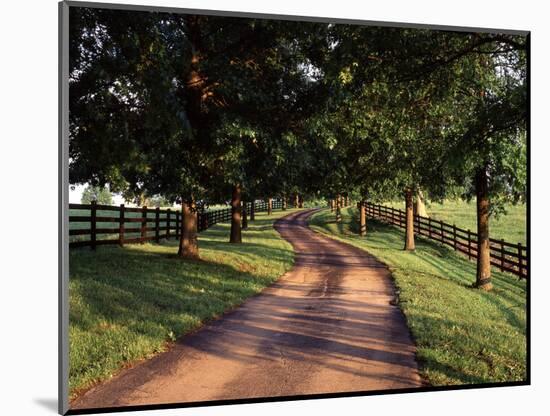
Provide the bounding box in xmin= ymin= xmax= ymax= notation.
xmin=69 ymin=7 xmax=527 ymax=285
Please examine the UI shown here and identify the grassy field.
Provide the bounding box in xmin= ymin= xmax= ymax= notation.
xmin=69 ymin=209 xmax=298 ymax=398
xmin=309 ymin=207 xmax=527 ymax=387
xmin=384 ymin=199 xmax=527 ymax=245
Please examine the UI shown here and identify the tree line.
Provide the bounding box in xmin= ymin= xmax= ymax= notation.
xmin=69 ymin=8 xmax=527 ymax=290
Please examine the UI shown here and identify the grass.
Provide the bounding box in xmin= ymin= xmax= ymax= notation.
xmin=69 ymin=208 xmax=298 ymax=398
xmin=384 ymin=199 xmax=527 ymax=245
xmin=309 ymin=207 xmax=527 ymax=387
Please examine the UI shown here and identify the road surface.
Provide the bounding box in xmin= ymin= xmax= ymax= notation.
xmin=72 ymin=208 xmax=421 ymax=410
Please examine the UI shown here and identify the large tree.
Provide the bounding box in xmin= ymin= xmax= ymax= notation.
xmin=80 ymin=185 xmax=113 ymax=205
xmin=385 ymin=31 xmax=527 ymax=288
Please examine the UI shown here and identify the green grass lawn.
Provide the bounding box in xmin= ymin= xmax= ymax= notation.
xmin=69 ymin=209 xmax=298 ymax=398
xmin=309 ymin=207 xmax=527 ymax=387
xmin=384 ymin=199 xmax=527 ymax=245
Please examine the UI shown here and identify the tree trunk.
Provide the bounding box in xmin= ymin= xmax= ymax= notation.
xmin=267 ymin=197 xmax=273 ymax=215
xmin=475 ymin=166 xmax=492 ymax=290
xmin=135 ymin=192 xmax=146 ymax=207
xmin=336 ymin=194 xmax=342 ymax=223
xmin=359 ymin=199 xmax=367 ymax=236
xmin=344 ymin=195 xmax=349 ymax=207
xmin=293 ymin=193 xmax=299 ymax=208
xmin=178 ymin=197 xmax=199 ymax=258
xmin=250 ymin=200 xmax=255 ymax=221
xmin=242 ymin=201 xmax=248 ymax=230
xmin=330 ymin=199 xmax=334 ymax=212
xmin=177 ymin=18 xmax=206 ymax=259
xmin=414 ymin=190 xmax=429 ymax=218
xmin=404 ymin=189 xmax=415 ymax=251
xmin=282 ymin=195 xmax=287 ymax=211
xmin=230 ymin=184 xmax=242 ymax=243
xmin=298 ymin=195 xmax=304 ymax=208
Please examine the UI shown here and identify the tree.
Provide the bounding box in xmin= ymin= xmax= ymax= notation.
xmin=69 ymin=8 xmax=526 ymax=287
xmin=327 ymin=25 xmax=526 ymax=270
xmin=395 ymin=33 xmax=528 ymax=289
xmin=69 ymin=10 xmax=327 ymax=253
xmin=229 ymin=184 xmax=243 ymax=243
xmin=414 ymin=190 xmax=429 ymax=218
xmin=145 ymin=195 xmax=171 ymax=208
xmin=81 ymin=185 xmax=113 ymax=205
xmin=199 ymin=18 xmax=328 ymax=239
xmin=69 ymin=8 xmax=206 ymax=258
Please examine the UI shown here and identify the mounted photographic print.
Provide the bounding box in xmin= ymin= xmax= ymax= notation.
xmin=59 ymin=1 xmax=529 ymax=414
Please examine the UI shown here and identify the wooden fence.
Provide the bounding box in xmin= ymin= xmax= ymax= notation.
xmin=69 ymin=199 xmax=284 ymax=249
xmin=363 ymin=202 xmax=528 ymax=279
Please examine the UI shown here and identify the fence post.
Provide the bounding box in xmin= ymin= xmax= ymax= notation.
xmin=175 ymin=211 xmax=180 ymax=239
xmin=428 ymin=217 xmax=432 ymax=239
xmin=155 ymin=207 xmax=160 ymax=242
xmin=90 ymin=200 xmax=97 ymax=250
xmin=199 ymin=211 xmax=205 ymax=231
xmin=518 ymin=243 xmax=523 ymax=277
xmin=500 ymin=239 xmax=505 ymax=272
xmin=440 ymin=220 xmax=444 ymax=242
xmin=453 ymin=223 xmax=457 ymax=251
xmin=397 ymin=208 xmax=407 ymax=228
xmin=119 ymin=203 xmax=125 ymax=247
xmin=141 ymin=206 xmax=147 ymax=244
xmin=166 ymin=209 xmax=171 ymax=239
xmin=467 ymin=229 xmax=472 ymax=260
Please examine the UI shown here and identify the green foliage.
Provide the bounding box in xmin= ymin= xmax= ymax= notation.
xmin=70 ymin=9 xmax=329 ymax=204
xmin=80 ymin=185 xmax=113 ymax=205
xmin=145 ymin=195 xmax=171 ymax=208
xmin=310 ymin=208 xmax=526 ymax=385
xmin=309 ymin=27 xmax=527 ymax=209
xmin=69 ymin=9 xmax=527 ymax=213
xmin=302 ymin=197 xmax=326 ymax=208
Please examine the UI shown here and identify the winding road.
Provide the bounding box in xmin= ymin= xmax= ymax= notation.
xmin=72 ymin=209 xmax=422 ymax=410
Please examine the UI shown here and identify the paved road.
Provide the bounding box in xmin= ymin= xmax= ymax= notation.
xmin=72 ymin=209 xmax=421 ymax=410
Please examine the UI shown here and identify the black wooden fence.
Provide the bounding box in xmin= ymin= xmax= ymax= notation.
xmin=363 ymin=202 xmax=528 ymax=279
xmin=69 ymin=199 xmax=284 ymax=249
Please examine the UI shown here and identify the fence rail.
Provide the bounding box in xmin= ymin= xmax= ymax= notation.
xmin=69 ymin=199 xmax=284 ymax=249
xmin=363 ymin=202 xmax=528 ymax=279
